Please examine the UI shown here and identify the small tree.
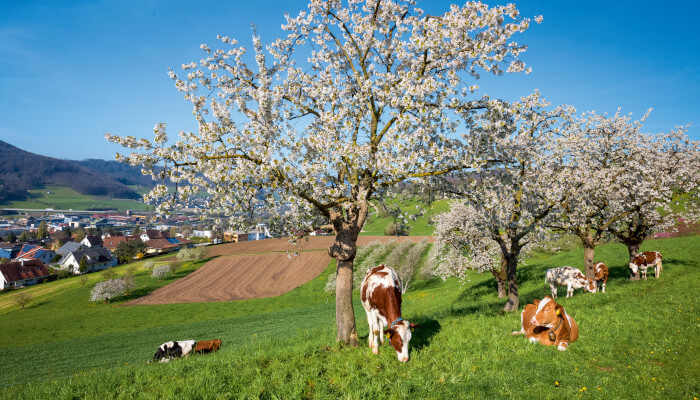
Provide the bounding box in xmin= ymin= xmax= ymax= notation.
xmin=78 ymin=255 xmax=89 ymax=274
xmin=74 ymin=229 xmax=86 ymax=243
xmin=79 ymin=274 xmax=88 ymax=286
xmin=14 ymin=291 xmax=32 ymax=310
xmin=177 ymin=246 xmax=208 ymax=262
xmin=89 ymin=278 xmax=133 ymax=302
xmin=151 ymin=264 xmax=170 ymax=279
xmin=37 ymin=221 xmax=49 ymax=239
xmin=113 ymin=239 xmax=147 ymax=263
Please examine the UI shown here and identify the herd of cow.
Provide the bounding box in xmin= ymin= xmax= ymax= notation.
xmin=361 ymin=251 xmax=663 ymax=362
xmin=149 ymin=250 xmax=663 ymax=364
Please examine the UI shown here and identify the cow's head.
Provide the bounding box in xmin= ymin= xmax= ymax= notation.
xmin=628 ymin=262 xmax=639 ymax=275
xmin=569 ymin=273 xmax=591 ymax=291
xmin=594 ymin=265 xmax=606 ymax=280
xmin=530 ymin=296 xmax=564 ymax=328
xmin=384 ymin=320 xmax=418 ymax=362
xmin=585 ymin=278 xmax=597 ymax=293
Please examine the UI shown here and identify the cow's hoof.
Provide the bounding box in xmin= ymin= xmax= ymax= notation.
xmin=529 ymin=337 xmax=538 ymax=343
xmin=372 ymin=348 xmax=379 ymax=354
xmin=557 ymin=345 xmax=567 ymax=351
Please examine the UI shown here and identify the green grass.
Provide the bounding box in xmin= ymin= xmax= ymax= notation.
xmin=0 ymin=236 xmax=698 ymax=399
xmin=1 ymin=185 xmax=150 ymax=211
xmin=361 ymin=198 xmax=450 ymax=236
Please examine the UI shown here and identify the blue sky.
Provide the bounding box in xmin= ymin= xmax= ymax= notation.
xmin=0 ymin=0 xmax=698 ymax=160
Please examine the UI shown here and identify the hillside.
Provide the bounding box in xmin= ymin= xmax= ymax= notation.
xmin=73 ymin=159 xmax=157 ymax=188
xmin=0 ymin=140 xmax=139 ymax=203
xmin=0 ymin=236 xmax=697 ymax=398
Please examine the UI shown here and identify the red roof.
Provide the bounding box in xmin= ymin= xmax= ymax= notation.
xmin=0 ymin=260 xmax=49 ymax=283
xmin=103 ymin=236 xmax=127 ymax=249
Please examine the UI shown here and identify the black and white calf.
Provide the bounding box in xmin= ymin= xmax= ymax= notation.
xmin=152 ymin=340 xmax=196 ymax=363
xmin=545 ymin=266 xmax=596 ymax=298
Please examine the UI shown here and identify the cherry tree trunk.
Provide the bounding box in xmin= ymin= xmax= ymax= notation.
xmin=503 ymin=255 xmax=519 ymax=312
xmin=329 ymin=229 xmax=359 ymax=346
xmin=492 ymin=257 xmax=508 ymax=299
xmin=583 ymin=245 xmax=596 ymax=280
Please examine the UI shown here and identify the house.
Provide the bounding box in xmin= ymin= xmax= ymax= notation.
xmin=81 ymin=235 xmax=104 ymax=248
xmin=140 ymin=229 xmax=169 ymax=242
xmin=55 ymin=241 xmax=88 ymax=258
xmin=144 ymin=237 xmax=191 ymax=255
xmin=12 ymin=244 xmax=57 ymax=265
xmin=0 ymin=260 xmax=50 ymax=289
xmin=223 ymin=230 xmax=248 ymax=243
xmin=192 ymin=230 xmax=213 ymax=239
xmin=102 ymin=235 xmax=140 ymax=252
xmin=59 ymin=248 xmax=117 ymax=274
xmin=0 ymin=243 xmax=21 ymax=260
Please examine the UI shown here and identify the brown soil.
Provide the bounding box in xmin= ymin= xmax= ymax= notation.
xmin=126 ymin=235 xmax=433 ymax=305
xmin=206 ymin=235 xmax=433 ymax=258
xmin=125 ymin=252 xmax=331 ymax=305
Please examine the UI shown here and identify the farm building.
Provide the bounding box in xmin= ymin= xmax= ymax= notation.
xmin=58 ymin=248 xmax=117 ymax=274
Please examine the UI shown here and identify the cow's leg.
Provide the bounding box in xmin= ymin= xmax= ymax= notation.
xmin=511 ymin=310 xmax=526 ymax=335
xmin=366 ymin=313 xmax=375 ymax=350
xmin=601 ymin=282 xmax=606 ymax=293
xmin=566 ymin=284 xmax=572 ymax=298
xmin=378 ymin=319 xmax=385 ymax=345
xmin=550 ymin=283 xmax=557 ymax=299
xmin=655 ymin=262 xmax=661 ymax=279
xmin=557 ymin=341 xmax=569 ymax=351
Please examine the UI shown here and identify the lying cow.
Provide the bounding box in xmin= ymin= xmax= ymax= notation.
xmin=152 ymin=340 xmax=196 ymax=363
xmin=361 ymin=264 xmax=417 ymax=362
xmin=629 ymin=251 xmax=663 ymax=280
xmin=594 ymin=262 xmax=609 ymax=293
xmin=545 ymin=266 xmax=596 ymax=298
xmin=512 ymin=296 xmax=579 ymax=351
xmin=194 ymin=339 xmax=222 ymax=354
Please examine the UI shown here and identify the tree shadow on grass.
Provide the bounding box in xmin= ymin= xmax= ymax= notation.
xmin=410 ymin=317 xmax=441 ymax=352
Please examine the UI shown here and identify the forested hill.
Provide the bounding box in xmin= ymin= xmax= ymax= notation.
xmin=74 ymin=159 xmax=156 ymax=187
xmin=0 ymin=140 xmax=141 ymax=202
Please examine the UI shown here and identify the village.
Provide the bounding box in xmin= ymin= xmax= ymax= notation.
xmin=0 ymin=209 xmax=275 ymax=290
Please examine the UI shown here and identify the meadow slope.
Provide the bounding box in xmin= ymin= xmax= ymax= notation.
xmin=0 ymin=236 xmax=697 ymax=399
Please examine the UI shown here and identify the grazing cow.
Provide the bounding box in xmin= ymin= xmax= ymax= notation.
xmin=545 ymin=266 xmax=596 ymax=298
xmin=360 ymin=264 xmax=417 ymax=362
xmin=594 ymin=262 xmax=609 ymax=293
xmin=629 ymin=251 xmax=663 ymax=280
xmin=194 ymin=339 xmax=222 ymax=354
xmin=152 ymin=340 xmax=196 ymax=363
xmin=511 ymin=296 xmax=579 ymax=351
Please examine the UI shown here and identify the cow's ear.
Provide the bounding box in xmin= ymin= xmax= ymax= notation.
xmin=533 ymin=299 xmax=541 ymax=307
xmin=383 ymin=327 xmax=395 ymax=337
xmin=409 ymin=323 xmax=418 ymax=331
xmin=555 ymin=304 xmax=564 ymax=316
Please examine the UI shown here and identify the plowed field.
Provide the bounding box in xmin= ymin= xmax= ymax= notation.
xmin=127 ymin=235 xmax=433 ymax=305
xmin=125 ymin=252 xmax=331 ymax=305
xmin=206 ymin=235 xmax=433 ymax=257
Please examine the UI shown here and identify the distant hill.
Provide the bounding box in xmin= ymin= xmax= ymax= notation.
xmin=73 ymin=159 xmax=156 ymax=187
xmin=0 ymin=140 xmax=141 ymax=202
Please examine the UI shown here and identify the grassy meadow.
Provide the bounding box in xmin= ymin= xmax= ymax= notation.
xmin=0 ymin=236 xmax=697 ymax=399
xmin=1 ymin=185 xmax=150 ymax=211
xmin=361 ymin=198 xmax=450 ymax=236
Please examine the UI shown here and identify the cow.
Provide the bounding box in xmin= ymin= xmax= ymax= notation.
xmin=360 ymin=264 xmax=417 ymax=362
xmin=152 ymin=340 xmax=196 ymax=363
xmin=594 ymin=262 xmax=609 ymax=293
xmin=545 ymin=266 xmax=596 ymax=298
xmin=629 ymin=251 xmax=663 ymax=280
xmin=194 ymin=339 xmax=222 ymax=354
xmin=511 ymin=296 xmax=579 ymax=351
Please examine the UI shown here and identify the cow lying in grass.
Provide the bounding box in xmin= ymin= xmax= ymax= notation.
xmin=512 ymin=296 xmax=579 ymax=351
xmin=545 ymin=266 xmax=596 ymax=298
xmin=194 ymin=339 xmax=222 ymax=354
xmin=152 ymin=340 xmax=196 ymax=363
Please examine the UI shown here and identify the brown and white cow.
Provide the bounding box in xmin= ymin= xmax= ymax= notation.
xmin=629 ymin=251 xmax=663 ymax=280
xmin=545 ymin=266 xmax=596 ymax=298
xmin=594 ymin=262 xmax=609 ymax=293
xmin=360 ymin=264 xmax=417 ymax=362
xmin=511 ymin=296 xmax=579 ymax=351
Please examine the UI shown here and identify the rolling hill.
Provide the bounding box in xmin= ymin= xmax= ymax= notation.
xmin=0 ymin=140 xmax=145 ymax=203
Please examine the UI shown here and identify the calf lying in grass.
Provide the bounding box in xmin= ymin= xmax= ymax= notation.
xmin=194 ymin=339 xmax=222 ymax=354
xmin=512 ymin=296 xmax=579 ymax=351
xmin=152 ymin=340 xmax=196 ymax=363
